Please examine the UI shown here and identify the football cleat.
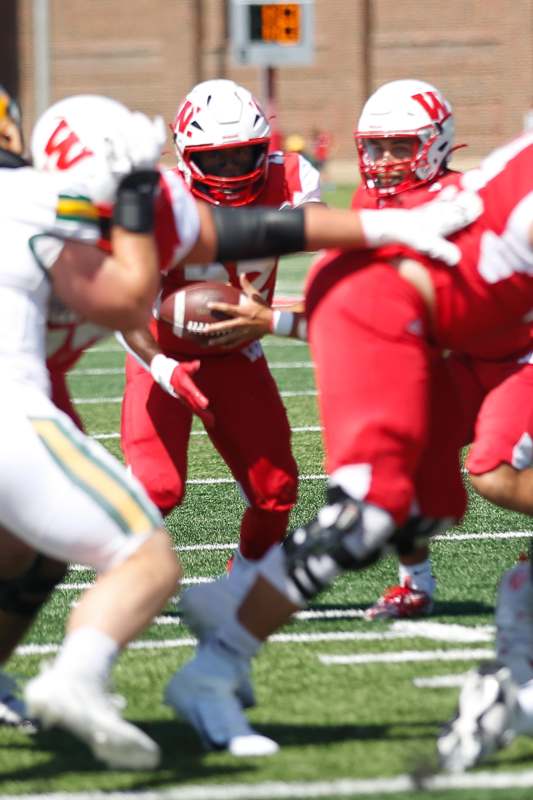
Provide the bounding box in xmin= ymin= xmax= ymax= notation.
xmin=178 ymin=577 xmax=257 ymax=707
xmin=437 ymin=661 xmax=518 ymax=773
xmin=25 ymin=665 xmax=160 ymax=769
xmin=365 ymin=579 xmax=433 ymax=620
xmin=165 ymin=641 xmax=277 ymax=757
xmin=0 ymin=672 xmax=38 ymax=733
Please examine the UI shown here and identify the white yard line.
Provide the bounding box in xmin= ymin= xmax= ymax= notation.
xmin=57 ymin=577 xmax=213 ymax=590
xmin=319 ymin=648 xmax=493 ymax=665
xmin=185 ymin=474 xmax=326 ymax=485
xmin=72 ymin=389 xmax=318 ymax=405
xmin=17 ymin=624 xmax=496 ymax=656
xmin=87 ymin=339 xmax=307 ymax=353
xmin=92 ymin=425 xmax=322 ymax=441
xmin=68 ymin=527 xmax=531 ymax=566
xmin=71 ymin=363 xmax=314 ymax=376
xmin=6 ymin=769 xmax=533 ymax=799
xmin=413 ymin=674 xmax=468 ymax=688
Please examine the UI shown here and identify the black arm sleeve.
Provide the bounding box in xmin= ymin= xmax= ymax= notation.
xmin=212 ymin=205 xmax=306 ymax=262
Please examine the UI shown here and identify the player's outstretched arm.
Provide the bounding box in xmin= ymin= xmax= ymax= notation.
xmin=183 ymin=195 xmax=476 ymax=268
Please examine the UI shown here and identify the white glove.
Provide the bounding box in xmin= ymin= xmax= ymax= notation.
xmin=360 ymin=190 xmax=483 ymax=266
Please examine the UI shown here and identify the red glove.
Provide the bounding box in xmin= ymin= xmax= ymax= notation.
xmin=150 ymin=354 xmax=214 ymax=429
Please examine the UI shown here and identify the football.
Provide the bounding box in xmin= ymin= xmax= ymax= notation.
xmin=156 ymin=281 xmax=244 ymax=354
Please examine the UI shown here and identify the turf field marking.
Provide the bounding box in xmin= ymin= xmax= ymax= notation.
xmin=71 ymin=362 xmax=314 ymax=376
xmin=72 ymin=389 xmax=318 ymax=405
xmin=87 ymin=339 xmax=307 ymax=353
xmin=7 ymin=768 xmax=533 ymax=798
xmin=391 ymin=621 xmax=494 ymax=642
xmin=16 ymin=626 xmax=495 ymax=656
xmin=57 ymin=577 xmax=213 ymax=590
xmin=185 ymin=474 xmax=326 ymax=485
xmin=109 ymin=529 xmax=530 ymax=550
xmin=413 ymin=674 xmax=468 ymax=688
xmin=319 ymin=648 xmax=493 ymax=665
xmin=92 ymin=425 xmax=322 ymax=441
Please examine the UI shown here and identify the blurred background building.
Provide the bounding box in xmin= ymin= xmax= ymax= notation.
xmin=2 ymin=0 xmax=532 ymax=181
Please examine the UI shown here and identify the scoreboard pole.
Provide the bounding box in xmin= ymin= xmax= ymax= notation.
xmin=230 ymin=1 xmax=314 ymax=153
xmin=261 ymin=65 xmax=283 ymax=151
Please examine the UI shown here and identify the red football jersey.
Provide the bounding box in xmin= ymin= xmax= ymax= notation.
xmin=350 ymin=158 xmax=533 ymax=360
xmin=428 ymin=134 xmax=533 ymax=354
xmin=153 ymin=152 xmax=321 ymax=357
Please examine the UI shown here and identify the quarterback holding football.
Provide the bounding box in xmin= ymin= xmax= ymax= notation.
xmin=120 ymin=79 xmax=321 ymax=588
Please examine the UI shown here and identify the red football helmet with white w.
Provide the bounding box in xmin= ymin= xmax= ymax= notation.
xmin=171 ymin=79 xmax=271 ymax=206
xmin=355 ymin=79 xmax=456 ymax=197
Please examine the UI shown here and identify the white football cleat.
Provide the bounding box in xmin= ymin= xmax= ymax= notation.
xmin=165 ymin=642 xmax=278 ymax=757
xmin=437 ymin=661 xmax=517 ymax=772
xmin=25 ymin=665 xmax=160 ymax=770
xmin=178 ymin=579 xmax=256 ymax=708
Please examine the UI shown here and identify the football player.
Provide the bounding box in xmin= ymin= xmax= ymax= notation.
xmin=119 ymin=78 xmax=321 ymax=588
xmin=205 ymin=80 xmax=533 ymax=623
xmin=119 ymin=78 xmax=463 ymax=593
xmin=163 ymin=126 xmax=533 ymax=757
xmin=354 ymin=80 xmax=533 ymax=621
xmin=0 ymin=94 xmax=182 ymax=768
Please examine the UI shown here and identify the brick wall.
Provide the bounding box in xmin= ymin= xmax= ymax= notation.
xmin=14 ymin=0 xmax=533 ymax=175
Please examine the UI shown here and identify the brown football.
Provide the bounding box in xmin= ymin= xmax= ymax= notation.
xmin=157 ymin=281 xmax=244 ymax=353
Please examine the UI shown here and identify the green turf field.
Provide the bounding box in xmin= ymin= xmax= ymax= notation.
xmin=1 ymin=187 xmax=533 ymax=799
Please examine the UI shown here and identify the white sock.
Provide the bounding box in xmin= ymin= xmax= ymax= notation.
xmin=399 ymin=559 xmax=436 ymax=596
xmin=53 ymin=627 xmax=119 ymax=685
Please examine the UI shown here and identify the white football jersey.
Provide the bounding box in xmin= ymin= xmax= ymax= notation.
xmin=0 ymin=166 xmax=100 ymax=392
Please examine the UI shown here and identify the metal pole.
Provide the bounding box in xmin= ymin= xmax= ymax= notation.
xmin=261 ymin=65 xmax=282 ymax=151
xmin=33 ymin=0 xmax=50 ymax=118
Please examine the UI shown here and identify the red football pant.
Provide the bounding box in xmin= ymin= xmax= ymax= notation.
xmin=121 ymin=350 xmax=298 ymax=559
xmin=446 ymin=358 xmax=533 ymax=475
xmin=306 ymin=256 xmax=467 ymax=525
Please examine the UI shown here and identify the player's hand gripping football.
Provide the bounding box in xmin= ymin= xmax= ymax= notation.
xmin=203 ymin=275 xmax=273 ymax=349
xmin=150 ymin=353 xmax=214 ymax=429
xmin=360 ymin=189 xmax=483 ymax=266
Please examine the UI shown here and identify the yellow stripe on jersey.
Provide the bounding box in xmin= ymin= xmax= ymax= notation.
xmin=31 ymin=418 xmax=157 ymax=536
xmin=56 ymin=196 xmax=99 ymax=225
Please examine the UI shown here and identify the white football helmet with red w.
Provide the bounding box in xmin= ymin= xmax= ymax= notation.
xmin=171 ymin=79 xmax=271 ymax=206
xmin=31 ymin=95 xmax=165 ymax=203
xmin=355 ymin=79 xmax=455 ymax=197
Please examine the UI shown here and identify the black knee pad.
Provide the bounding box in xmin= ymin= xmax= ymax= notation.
xmin=282 ymin=489 xmax=383 ymax=602
xmin=0 ymin=556 xmax=68 ymax=617
xmin=390 ymin=515 xmax=448 ymax=557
